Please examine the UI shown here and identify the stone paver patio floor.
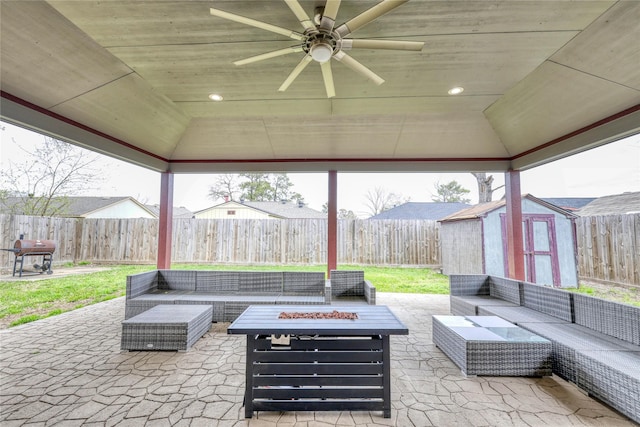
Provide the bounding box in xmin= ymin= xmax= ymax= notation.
xmin=0 ymin=293 xmax=635 ymax=426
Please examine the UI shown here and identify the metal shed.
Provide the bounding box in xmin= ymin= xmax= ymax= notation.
xmin=440 ymin=194 xmax=578 ymax=287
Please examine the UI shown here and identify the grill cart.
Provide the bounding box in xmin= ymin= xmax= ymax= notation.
xmin=2 ymin=238 xmax=56 ymax=277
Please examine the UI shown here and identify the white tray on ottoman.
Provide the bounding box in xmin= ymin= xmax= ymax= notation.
xmin=121 ymin=304 xmax=212 ymax=351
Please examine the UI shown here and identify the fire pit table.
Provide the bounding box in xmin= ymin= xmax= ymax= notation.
xmin=227 ymin=305 xmax=408 ymax=418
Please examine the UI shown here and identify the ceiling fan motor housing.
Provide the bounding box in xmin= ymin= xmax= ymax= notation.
xmin=305 ymin=31 xmax=338 ymax=63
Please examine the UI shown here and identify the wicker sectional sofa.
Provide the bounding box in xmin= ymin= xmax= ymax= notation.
xmin=329 ymin=270 xmax=376 ymax=304
xmin=449 ymin=274 xmax=640 ymax=423
xmin=125 ymin=269 xmax=377 ymax=323
xmin=126 ymin=270 xmax=330 ymax=322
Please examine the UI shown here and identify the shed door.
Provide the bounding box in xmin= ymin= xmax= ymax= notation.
xmin=501 ymin=214 xmax=561 ymax=286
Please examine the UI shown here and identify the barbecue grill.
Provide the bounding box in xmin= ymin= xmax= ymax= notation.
xmin=1 ymin=238 xmax=56 ymax=277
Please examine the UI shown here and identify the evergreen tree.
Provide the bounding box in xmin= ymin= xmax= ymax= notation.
xmin=432 ymin=180 xmax=471 ymax=203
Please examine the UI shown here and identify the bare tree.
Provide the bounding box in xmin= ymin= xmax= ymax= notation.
xmin=338 ymin=208 xmax=358 ymax=219
xmin=322 ymin=203 xmax=358 ymax=219
xmin=0 ymin=136 xmax=102 ymax=216
xmin=471 ymin=172 xmax=505 ymax=203
xmin=363 ymin=187 xmax=406 ymax=217
xmin=208 ymin=174 xmax=242 ymax=202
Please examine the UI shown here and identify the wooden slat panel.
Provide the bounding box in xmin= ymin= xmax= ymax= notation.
xmin=440 ymin=219 xmax=483 ymax=275
xmin=254 ymin=337 xmax=382 ymax=351
xmin=253 ymin=350 xmax=383 ymax=363
xmin=253 ymin=387 xmax=383 ymax=399
xmin=253 ymin=376 xmax=383 ymax=387
xmin=2 ymin=214 xmax=636 ymax=286
xmin=252 ymin=399 xmax=382 ymax=413
xmin=254 ymin=363 xmax=383 ymax=376
xmin=575 ymin=214 xmax=639 ymax=286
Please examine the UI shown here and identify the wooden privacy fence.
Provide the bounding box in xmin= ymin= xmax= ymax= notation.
xmin=575 ymin=214 xmax=640 ymax=286
xmin=0 ymin=215 xmax=440 ymax=268
xmin=1 ymin=214 xmax=638 ymax=286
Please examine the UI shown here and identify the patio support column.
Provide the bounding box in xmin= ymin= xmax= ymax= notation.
xmin=157 ymin=171 xmax=174 ymax=269
xmin=327 ymin=170 xmax=338 ymax=277
xmin=504 ymin=170 xmax=525 ymax=280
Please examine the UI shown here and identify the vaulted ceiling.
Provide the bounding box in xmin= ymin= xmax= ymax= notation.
xmin=1 ymin=1 xmax=639 ymax=174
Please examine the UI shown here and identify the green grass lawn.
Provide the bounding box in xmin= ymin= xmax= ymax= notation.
xmin=569 ymin=283 xmax=640 ymax=307
xmin=0 ymin=265 xmax=156 ymax=327
xmin=172 ymin=263 xmax=450 ymax=294
xmin=0 ymin=264 xmax=448 ymax=327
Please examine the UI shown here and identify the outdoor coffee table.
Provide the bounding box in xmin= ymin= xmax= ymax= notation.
xmin=432 ymin=315 xmax=552 ymax=377
xmin=228 ymin=305 xmax=408 ymax=418
xmin=121 ymin=304 xmax=212 ymax=351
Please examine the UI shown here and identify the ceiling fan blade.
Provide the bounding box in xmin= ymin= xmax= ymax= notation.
xmin=341 ymin=39 xmax=424 ymax=51
xmin=210 ymin=7 xmax=304 ymax=41
xmin=279 ymin=55 xmax=313 ymax=92
xmin=333 ymin=51 xmax=384 ymax=85
xmin=284 ymin=0 xmax=315 ymax=31
xmin=320 ymin=61 xmax=336 ymax=98
xmin=234 ymin=46 xmax=304 ymax=66
xmin=320 ymin=0 xmax=342 ymax=31
xmin=336 ymin=0 xmax=409 ymax=37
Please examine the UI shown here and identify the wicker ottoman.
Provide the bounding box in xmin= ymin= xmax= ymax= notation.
xmin=121 ymin=304 xmax=213 ymax=351
xmin=433 ymin=315 xmax=552 ymax=377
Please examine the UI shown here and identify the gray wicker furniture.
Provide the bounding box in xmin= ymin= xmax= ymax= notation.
xmin=449 ymin=275 xmax=640 ymax=423
xmin=125 ymin=270 xmax=332 ymax=322
xmin=432 ymin=315 xmax=552 ymax=377
xmin=329 ymin=270 xmax=376 ymax=304
xmin=121 ymin=304 xmax=212 ymax=351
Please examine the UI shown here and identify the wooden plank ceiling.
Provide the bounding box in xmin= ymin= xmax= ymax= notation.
xmin=1 ymin=1 xmax=639 ymax=173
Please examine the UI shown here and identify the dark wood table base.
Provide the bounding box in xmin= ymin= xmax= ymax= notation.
xmin=244 ymin=333 xmax=391 ymax=418
xmin=228 ymin=305 xmax=408 ymax=418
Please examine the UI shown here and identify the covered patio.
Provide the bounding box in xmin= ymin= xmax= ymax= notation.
xmin=1 ymin=0 xmax=639 ymax=278
xmin=1 ymin=1 xmax=639 ymax=425
xmin=1 ymin=292 xmax=634 ymax=426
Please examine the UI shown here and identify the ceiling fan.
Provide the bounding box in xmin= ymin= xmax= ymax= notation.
xmin=209 ymin=0 xmax=424 ymax=98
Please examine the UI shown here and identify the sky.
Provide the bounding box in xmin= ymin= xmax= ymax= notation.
xmin=1 ymin=121 xmax=639 ymax=218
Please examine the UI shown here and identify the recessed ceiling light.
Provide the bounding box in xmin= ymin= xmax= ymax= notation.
xmin=448 ymin=87 xmax=464 ymax=95
xmin=208 ymin=93 xmax=224 ymax=101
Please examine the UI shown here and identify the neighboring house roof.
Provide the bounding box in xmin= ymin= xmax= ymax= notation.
xmin=0 ymin=196 xmax=156 ymax=218
xmin=540 ymin=197 xmax=596 ymax=212
xmin=196 ymin=200 xmax=327 ymax=219
xmin=145 ymin=204 xmax=193 ymax=219
xmin=440 ymin=194 xmax=577 ymax=222
xmin=369 ymin=202 xmax=471 ymax=220
xmin=577 ymin=192 xmax=640 ymax=216
xmin=0 ymin=197 xmax=28 ymax=214
xmin=64 ymin=197 xmax=132 ymax=217
xmin=64 ymin=196 xmax=157 ymax=218
xmin=238 ymin=201 xmax=327 ymax=219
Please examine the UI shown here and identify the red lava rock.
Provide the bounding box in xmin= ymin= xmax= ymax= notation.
xmin=278 ymin=310 xmax=358 ymax=320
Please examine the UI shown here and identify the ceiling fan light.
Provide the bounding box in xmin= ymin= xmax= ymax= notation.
xmin=310 ymin=43 xmax=333 ymax=63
